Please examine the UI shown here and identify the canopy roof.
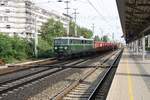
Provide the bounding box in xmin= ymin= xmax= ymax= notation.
xmin=116 ymin=0 xmax=150 ymax=43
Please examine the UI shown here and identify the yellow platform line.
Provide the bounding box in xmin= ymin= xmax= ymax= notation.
xmin=126 ymin=59 xmax=134 ymax=100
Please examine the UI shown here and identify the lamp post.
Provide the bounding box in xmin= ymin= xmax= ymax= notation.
xmin=34 ymin=16 xmax=38 ymax=58
xmin=73 ymin=8 xmax=79 ymax=37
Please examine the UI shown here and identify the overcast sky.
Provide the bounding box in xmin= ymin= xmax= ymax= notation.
xmin=34 ymin=0 xmax=124 ymax=42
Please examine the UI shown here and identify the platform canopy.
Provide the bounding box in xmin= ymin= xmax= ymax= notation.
xmin=116 ymin=0 xmax=150 ymax=43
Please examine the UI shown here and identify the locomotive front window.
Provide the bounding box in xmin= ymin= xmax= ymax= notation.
xmin=54 ymin=39 xmax=68 ymax=44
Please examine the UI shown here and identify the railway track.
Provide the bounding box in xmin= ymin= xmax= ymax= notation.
xmin=0 ymin=58 xmax=58 ymax=76
xmin=88 ymin=49 xmax=123 ymax=100
xmin=0 ymin=54 xmax=103 ymax=99
xmin=50 ymin=49 xmax=122 ymax=100
xmin=0 ymin=54 xmax=100 ymax=76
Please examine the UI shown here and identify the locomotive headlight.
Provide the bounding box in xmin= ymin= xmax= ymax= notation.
xmin=64 ymin=47 xmax=67 ymax=49
xmin=54 ymin=47 xmax=57 ymax=49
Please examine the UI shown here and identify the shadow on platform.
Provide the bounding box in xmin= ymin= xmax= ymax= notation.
xmin=116 ymin=72 xmax=150 ymax=78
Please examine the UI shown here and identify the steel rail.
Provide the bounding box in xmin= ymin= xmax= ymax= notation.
xmin=0 ymin=55 xmax=100 ymax=97
xmin=87 ymin=49 xmax=123 ymax=100
xmin=0 ymin=59 xmax=58 ymax=76
xmin=50 ymin=50 xmax=118 ymax=100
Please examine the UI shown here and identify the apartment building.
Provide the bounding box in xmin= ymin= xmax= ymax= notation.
xmin=0 ymin=0 xmax=69 ymax=38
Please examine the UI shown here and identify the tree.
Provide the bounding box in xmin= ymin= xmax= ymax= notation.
xmin=77 ymin=26 xmax=93 ymax=38
xmin=94 ymin=35 xmax=101 ymax=41
xmin=69 ymin=21 xmax=93 ymax=38
xmin=102 ymin=35 xmax=109 ymax=42
xmin=39 ymin=18 xmax=65 ymax=46
xmin=38 ymin=18 xmax=66 ymax=57
xmin=69 ymin=21 xmax=75 ymax=36
xmin=37 ymin=37 xmax=53 ymax=58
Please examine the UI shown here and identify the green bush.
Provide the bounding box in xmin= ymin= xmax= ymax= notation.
xmin=0 ymin=33 xmax=55 ymax=63
xmin=37 ymin=37 xmax=54 ymax=58
xmin=0 ymin=33 xmax=33 ymax=63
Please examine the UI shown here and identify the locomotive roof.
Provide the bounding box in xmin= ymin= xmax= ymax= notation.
xmin=54 ymin=37 xmax=93 ymax=41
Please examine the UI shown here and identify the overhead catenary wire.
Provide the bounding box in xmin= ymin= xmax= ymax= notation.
xmin=86 ymin=0 xmax=114 ymax=32
xmin=98 ymin=0 xmax=111 ymax=19
xmin=86 ymin=0 xmax=107 ymax=22
xmin=35 ymin=0 xmax=115 ymax=36
xmin=100 ymin=0 xmax=119 ymax=32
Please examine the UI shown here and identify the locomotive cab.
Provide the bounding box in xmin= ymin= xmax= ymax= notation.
xmin=54 ymin=37 xmax=69 ymax=57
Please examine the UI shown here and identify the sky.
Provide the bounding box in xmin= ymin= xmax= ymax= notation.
xmin=34 ymin=0 xmax=124 ymax=43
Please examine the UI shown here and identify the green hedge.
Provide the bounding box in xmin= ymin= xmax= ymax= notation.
xmin=0 ymin=33 xmax=33 ymax=63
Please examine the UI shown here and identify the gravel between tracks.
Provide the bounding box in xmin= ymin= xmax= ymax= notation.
xmin=27 ymin=67 xmax=91 ymax=100
xmin=27 ymin=53 xmax=112 ymax=100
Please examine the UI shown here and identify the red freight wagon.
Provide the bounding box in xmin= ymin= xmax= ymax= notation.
xmin=94 ymin=41 xmax=116 ymax=53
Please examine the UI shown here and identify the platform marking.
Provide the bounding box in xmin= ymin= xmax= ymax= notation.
xmin=127 ymin=59 xmax=134 ymax=100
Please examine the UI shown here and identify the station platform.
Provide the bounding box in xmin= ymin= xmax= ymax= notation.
xmin=107 ymin=48 xmax=150 ymax=100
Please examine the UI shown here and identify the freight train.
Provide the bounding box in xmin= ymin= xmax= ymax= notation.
xmin=53 ymin=37 xmax=117 ymax=59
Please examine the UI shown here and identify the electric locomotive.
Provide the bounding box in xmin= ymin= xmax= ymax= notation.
xmin=53 ymin=36 xmax=117 ymax=59
xmin=53 ymin=37 xmax=94 ymax=58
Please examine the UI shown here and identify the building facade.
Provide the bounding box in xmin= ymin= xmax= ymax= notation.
xmin=0 ymin=0 xmax=69 ymax=38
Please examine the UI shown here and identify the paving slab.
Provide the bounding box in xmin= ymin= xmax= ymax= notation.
xmin=107 ymin=48 xmax=150 ymax=100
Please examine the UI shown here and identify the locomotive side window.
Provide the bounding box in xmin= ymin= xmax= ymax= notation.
xmin=77 ymin=40 xmax=79 ymax=44
xmin=81 ymin=40 xmax=84 ymax=44
xmin=69 ymin=39 xmax=73 ymax=44
xmin=54 ymin=39 xmax=68 ymax=44
xmin=80 ymin=40 xmax=82 ymax=44
xmin=89 ymin=40 xmax=93 ymax=44
xmin=54 ymin=39 xmax=60 ymax=44
xmin=87 ymin=40 xmax=89 ymax=44
xmin=72 ymin=39 xmax=75 ymax=44
xmin=75 ymin=39 xmax=78 ymax=44
xmin=71 ymin=39 xmax=78 ymax=44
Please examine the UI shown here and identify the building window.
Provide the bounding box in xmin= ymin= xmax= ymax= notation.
xmin=26 ymin=18 xmax=32 ymax=24
xmin=1 ymin=3 xmax=4 ymax=5
xmin=4 ymin=16 xmax=8 ymax=22
xmin=6 ymin=25 xmax=11 ymax=29
xmin=6 ymin=9 xmax=10 ymax=13
xmin=26 ymin=10 xmax=31 ymax=15
xmin=25 ymin=1 xmax=32 ymax=9
xmin=0 ymin=16 xmax=2 ymax=21
xmin=0 ymin=1 xmax=8 ymax=6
